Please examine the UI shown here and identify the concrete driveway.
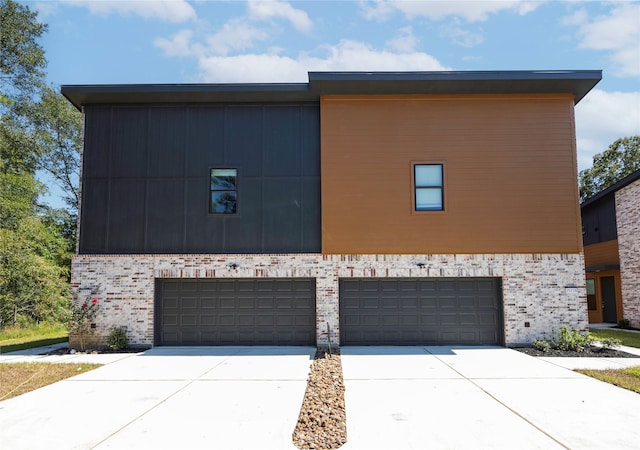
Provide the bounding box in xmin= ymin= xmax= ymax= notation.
xmin=0 ymin=347 xmax=315 ymax=450
xmin=340 ymin=346 xmax=640 ymax=450
xmin=2 ymin=346 xmax=640 ymax=450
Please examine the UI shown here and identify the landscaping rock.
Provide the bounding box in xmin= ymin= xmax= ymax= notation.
xmin=293 ymin=349 xmax=347 ymax=450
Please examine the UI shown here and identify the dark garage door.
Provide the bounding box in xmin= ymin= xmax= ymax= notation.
xmin=156 ymin=278 xmax=316 ymax=345
xmin=340 ymin=278 xmax=503 ymax=345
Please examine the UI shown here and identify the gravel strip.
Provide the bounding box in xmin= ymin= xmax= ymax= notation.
xmin=293 ymin=349 xmax=347 ymax=449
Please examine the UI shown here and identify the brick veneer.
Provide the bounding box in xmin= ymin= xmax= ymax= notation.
xmin=71 ymin=253 xmax=587 ymax=347
xmin=616 ymin=179 xmax=640 ymax=328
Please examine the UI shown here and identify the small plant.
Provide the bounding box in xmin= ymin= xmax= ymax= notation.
xmin=62 ymin=291 xmax=99 ymax=351
xmin=532 ymin=339 xmax=551 ymax=352
xmin=618 ymin=319 xmax=631 ymax=329
xmin=107 ymin=326 xmax=129 ymax=351
xmin=598 ymin=337 xmax=621 ymax=350
xmin=553 ymin=326 xmax=593 ymax=351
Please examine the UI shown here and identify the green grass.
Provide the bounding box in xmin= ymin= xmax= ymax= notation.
xmin=577 ymin=366 xmax=640 ymax=395
xmin=0 ymin=324 xmax=68 ymax=354
xmin=590 ymin=329 xmax=640 ymax=348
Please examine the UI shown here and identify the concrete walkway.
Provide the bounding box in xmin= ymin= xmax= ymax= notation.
xmin=2 ymin=345 xmax=640 ymax=449
xmin=340 ymin=346 xmax=640 ymax=450
xmin=0 ymin=346 xmax=315 ymax=450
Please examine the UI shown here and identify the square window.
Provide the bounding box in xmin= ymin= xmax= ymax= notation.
xmin=210 ymin=169 xmax=237 ymax=214
xmin=414 ymin=164 xmax=443 ymax=211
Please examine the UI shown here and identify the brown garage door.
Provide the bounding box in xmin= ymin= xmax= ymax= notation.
xmin=156 ymin=279 xmax=316 ymax=345
xmin=340 ymin=278 xmax=503 ymax=345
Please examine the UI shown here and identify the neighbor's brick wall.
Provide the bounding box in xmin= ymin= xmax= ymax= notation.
xmin=71 ymin=253 xmax=587 ymax=347
xmin=616 ymin=179 xmax=640 ymax=328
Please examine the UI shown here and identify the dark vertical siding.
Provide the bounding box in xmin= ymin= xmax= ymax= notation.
xmin=80 ymin=103 xmax=320 ymax=254
xmin=581 ymin=195 xmax=617 ymax=246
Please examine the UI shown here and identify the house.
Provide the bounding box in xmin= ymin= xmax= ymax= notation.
xmin=581 ymin=169 xmax=640 ymax=327
xmin=61 ymin=70 xmax=602 ymax=348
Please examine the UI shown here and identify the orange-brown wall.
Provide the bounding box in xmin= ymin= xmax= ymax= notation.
xmin=584 ymin=240 xmax=620 ymax=268
xmin=321 ymin=94 xmax=582 ymax=254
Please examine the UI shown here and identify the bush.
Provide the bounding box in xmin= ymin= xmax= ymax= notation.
xmin=107 ymin=326 xmax=128 ymax=351
xmin=532 ymin=326 xmax=594 ymax=352
xmin=598 ymin=337 xmax=622 ymax=350
xmin=618 ymin=319 xmax=631 ymax=329
xmin=532 ymin=339 xmax=551 ymax=352
xmin=553 ymin=326 xmax=593 ymax=351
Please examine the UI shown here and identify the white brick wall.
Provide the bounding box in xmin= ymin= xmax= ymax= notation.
xmin=71 ymin=253 xmax=587 ymax=347
xmin=616 ymin=179 xmax=640 ymax=328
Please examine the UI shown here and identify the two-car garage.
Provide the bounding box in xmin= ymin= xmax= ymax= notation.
xmin=155 ymin=277 xmax=504 ymax=346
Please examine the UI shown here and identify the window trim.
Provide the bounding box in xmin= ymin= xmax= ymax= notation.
xmin=209 ymin=168 xmax=238 ymax=215
xmin=411 ymin=162 xmax=445 ymax=213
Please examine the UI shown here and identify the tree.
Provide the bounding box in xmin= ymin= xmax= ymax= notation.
xmin=0 ymin=166 xmax=68 ymax=327
xmin=0 ymin=1 xmax=74 ymax=327
xmin=31 ymin=85 xmax=82 ymax=212
xmin=579 ymin=136 xmax=640 ymax=202
xmin=0 ymin=0 xmax=47 ymax=97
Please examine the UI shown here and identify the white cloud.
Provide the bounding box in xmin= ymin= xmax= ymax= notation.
xmin=247 ymin=0 xmax=313 ymax=32
xmin=206 ymin=19 xmax=270 ymax=56
xmin=63 ymin=0 xmax=196 ymax=23
xmin=33 ymin=2 xmax=59 ymax=19
xmin=439 ymin=19 xmax=484 ymax=47
xmin=385 ymin=26 xmax=418 ymax=52
xmin=567 ymin=3 xmax=640 ymax=77
xmin=155 ymin=29 xmax=202 ymax=57
xmin=362 ymin=0 xmax=544 ymax=23
xmin=197 ymin=39 xmax=450 ymax=83
xmin=575 ymin=89 xmax=640 ymax=170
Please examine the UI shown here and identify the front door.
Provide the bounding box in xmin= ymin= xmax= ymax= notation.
xmin=601 ymin=276 xmax=618 ymax=323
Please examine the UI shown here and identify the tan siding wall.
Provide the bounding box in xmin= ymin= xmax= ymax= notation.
xmin=321 ymin=94 xmax=582 ymax=254
xmin=584 ymin=240 xmax=620 ymax=268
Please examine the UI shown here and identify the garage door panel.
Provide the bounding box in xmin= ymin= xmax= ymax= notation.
xmin=219 ymin=297 xmax=235 ymax=309
xmin=340 ymin=278 xmax=503 ymax=345
xmin=157 ymin=278 xmax=315 ymax=345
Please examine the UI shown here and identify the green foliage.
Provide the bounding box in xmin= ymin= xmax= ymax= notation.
xmin=0 ymin=221 xmax=69 ymax=328
xmin=579 ymin=136 xmax=640 ymax=202
xmin=0 ymin=1 xmax=79 ymax=329
xmin=618 ymin=319 xmax=631 ymax=329
xmin=598 ymin=337 xmax=622 ymax=350
xmin=532 ymin=339 xmax=551 ymax=352
xmin=533 ymin=326 xmax=594 ymax=352
xmin=554 ymin=326 xmax=593 ymax=351
xmin=62 ymin=292 xmax=99 ymax=351
xmin=107 ymin=326 xmax=129 ymax=351
xmin=31 ymin=85 xmax=82 ymax=212
xmin=0 ymin=0 xmax=47 ymax=96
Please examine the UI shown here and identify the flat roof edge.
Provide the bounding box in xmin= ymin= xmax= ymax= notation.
xmin=61 ymin=70 xmax=602 ymax=110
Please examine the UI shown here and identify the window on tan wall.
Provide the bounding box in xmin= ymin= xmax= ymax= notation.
xmin=210 ymin=168 xmax=237 ymax=214
xmin=414 ymin=164 xmax=444 ymax=211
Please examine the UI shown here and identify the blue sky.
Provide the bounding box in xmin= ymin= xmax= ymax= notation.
xmin=23 ymin=0 xmax=640 ymax=205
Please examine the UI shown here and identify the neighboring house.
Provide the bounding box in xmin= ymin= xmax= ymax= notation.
xmin=62 ymin=70 xmax=601 ymax=348
xmin=581 ymin=169 xmax=640 ymax=327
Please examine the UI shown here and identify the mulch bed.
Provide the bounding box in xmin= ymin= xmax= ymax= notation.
xmin=514 ymin=347 xmax=638 ymax=358
xmin=42 ymin=347 xmax=145 ymax=355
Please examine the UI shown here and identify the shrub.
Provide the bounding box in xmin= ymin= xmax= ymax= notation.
xmin=598 ymin=337 xmax=622 ymax=350
xmin=107 ymin=326 xmax=128 ymax=351
xmin=553 ymin=326 xmax=593 ymax=351
xmin=532 ymin=339 xmax=551 ymax=352
xmin=618 ymin=319 xmax=631 ymax=329
xmin=62 ymin=292 xmax=99 ymax=351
